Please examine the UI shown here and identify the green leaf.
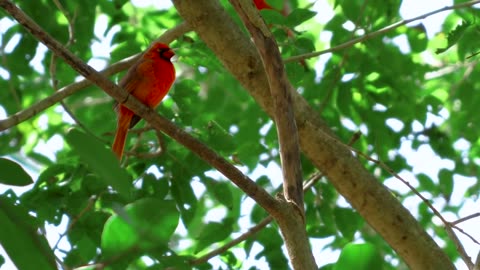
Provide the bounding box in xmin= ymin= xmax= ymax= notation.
xmin=285 ymin=8 xmax=317 ymax=28
xmin=336 ymin=82 xmax=353 ymax=116
xmin=456 ymin=23 xmax=480 ymax=59
xmin=139 ymin=173 xmax=169 ymax=200
xmin=0 ymin=197 xmax=56 ymax=270
xmin=407 ymin=24 xmax=428 ymax=53
xmin=221 ymin=250 xmax=239 ymax=268
xmin=334 ymin=243 xmax=383 ymax=270
xmin=194 ymin=221 xmax=233 ymax=253
xmin=260 ymin=9 xmax=287 ymax=26
xmin=170 ymin=163 xmax=198 ymax=226
xmin=436 ymin=20 xmax=472 ymax=54
xmin=65 ymin=128 xmax=131 ymax=199
xmin=416 ymin=173 xmax=436 ymax=193
xmin=204 ymin=120 xmax=236 ymax=154
xmin=285 ymin=61 xmax=306 ymax=85
xmin=102 ymin=199 xmax=179 ymax=256
xmin=336 ymin=0 xmax=362 ymax=22
xmin=334 ymin=207 xmax=363 ymax=240
xmin=255 ymin=227 xmax=289 ymax=269
xmin=236 ymin=141 xmax=267 ymax=170
xmin=0 ymin=158 xmax=33 ymax=186
xmin=319 ymin=202 xmax=336 ymax=231
xmin=36 ymin=163 xmax=76 ymax=185
xmin=438 ymin=169 xmax=453 ymax=202
xmin=251 ymin=201 xmax=268 ymax=224
xmin=204 ymin=177 xmax=233 ymax=208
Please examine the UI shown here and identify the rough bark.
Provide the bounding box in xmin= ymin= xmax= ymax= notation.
xmin=230 ymin=1 xmax=315 ymax=269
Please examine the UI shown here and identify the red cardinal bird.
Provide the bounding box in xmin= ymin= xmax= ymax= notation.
xmin=254 ymin=0 xmax=273 ymax=10
xmin=112 ymin=42 xmax=176 ymax=160
xmin=253 ymin=0 xmax=289 ymax=16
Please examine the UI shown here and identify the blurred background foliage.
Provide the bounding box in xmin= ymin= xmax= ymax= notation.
xmin=0 ymin=0 xmax=479 ymax=269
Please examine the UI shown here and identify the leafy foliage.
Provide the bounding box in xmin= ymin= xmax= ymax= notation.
xmin=436 ymin=20 xmax=472 ymax=54
xmin=0 ymin=0 xmax=479 ymax=269
xmin=0 ymin=197 xmax=56 ymax=270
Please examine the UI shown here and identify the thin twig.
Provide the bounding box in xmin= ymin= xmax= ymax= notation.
xmin=450 ymin=224 xmax=480 ymax=245
xmin=284 ymin=0 xmax=480 ymax=63
xmin=450 ymin=212 xmax=480 ymax=226
xmin=445 ymin=225 xmax=474 ymax=269
xmin=190 ymin=216 xmax=274 ymax=265
xmin=302 ymin=171 xmax=324 ymax=191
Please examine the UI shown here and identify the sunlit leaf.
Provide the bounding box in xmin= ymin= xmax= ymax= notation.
xmin=334 ymin=243 xmax=383 ymax=270
xmin=436 ymin=20 xmax=472 ymax=54
xmin=102 ymin=199 xmax=179 ymax=256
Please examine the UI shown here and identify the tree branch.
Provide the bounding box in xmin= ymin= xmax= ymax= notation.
xmin=0 ymin=0 xmax=281 ymax=218
xmin=171 ymin=0 xmax=455 ymax=269
xmin=228 ymin=2 xmax=314 ymax=269
xmin=0 ymin=22 xmax=190 ymax=131
xmin=230 ymin=1 xmax=304 ymax=214
xmin=450 ymin=212 xmax=480 ymax=226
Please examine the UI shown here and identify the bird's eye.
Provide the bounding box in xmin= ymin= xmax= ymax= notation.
xmin=157 ymin=47 xmax=174 ymax=60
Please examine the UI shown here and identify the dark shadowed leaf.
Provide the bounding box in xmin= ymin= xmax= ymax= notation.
xmin=0 ymin=158 xmax=33 ymax=186
xmin=194 ymin=221 xmax=233 ymax=253
xmin=285 ymin=8 xmax=317 ymax=28
xmin=438 ymin=169 xmax=453 ymax=202
xmin=0 ymin=197 xmax=56 ymax=270
xmin=334 ymin=207 xmax=363 ymax=241
xmin=65 ymin=128 xmax=131 ymax=199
